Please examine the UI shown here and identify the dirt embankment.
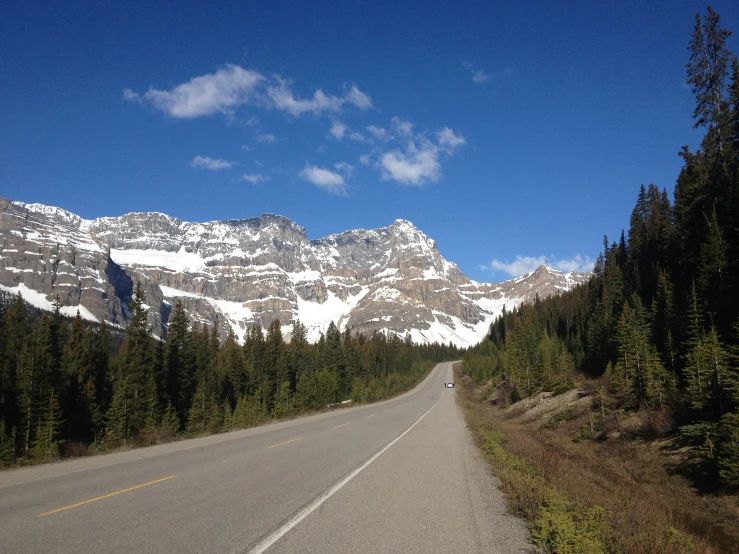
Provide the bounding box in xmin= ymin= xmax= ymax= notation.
xmin=457 ymin=369 xmax=739 ymax=554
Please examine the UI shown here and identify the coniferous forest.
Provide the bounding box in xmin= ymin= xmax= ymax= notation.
xmin=463 ymin=7 xmax=739 ymax=489
xmin=0 ymin=283 xmax=458 ymax=466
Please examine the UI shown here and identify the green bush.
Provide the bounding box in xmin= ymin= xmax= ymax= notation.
xmin=532 ymin=490 xmax=608 ymax=554
xmin=478 ymin=427 xmax=610 ymax=553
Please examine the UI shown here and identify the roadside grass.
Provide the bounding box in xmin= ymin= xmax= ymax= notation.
xmin=455 ymin=365 xmax=739 ymax=553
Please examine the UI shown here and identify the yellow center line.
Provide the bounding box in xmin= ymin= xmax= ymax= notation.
xmin=37 ymin=475 xmax=176 ymax=517
xmin=268 ymin=437 xmax=302 ymax=449
xmin=334 ymin=423 xmax=350 ymax=429
xmin=365 ymin=414 xmax=375 ymax=418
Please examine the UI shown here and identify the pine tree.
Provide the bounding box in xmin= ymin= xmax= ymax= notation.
xmin=30 ymin=390 xmax=63 ymax=460
xmin=272 ymin=381 xmax=293 ymax=419
xmin=0 ymin=419 xmax=13 ymax=467
xmin=105 ymin=380 xmax=128 ymax=448
xmin=1 ymin=294 xmax=28 ymax=434
xmin=91 ymin=319 xmax=111 ymax=416
xmin=207 ymin=396 xmax=222 ymax=433
xmin=62 ymin=312 xmax=94 ymax=442
xmin=142 ymin=373 xmax=159 ymax=435
xmin=164 ymin=298 xmax=193 ymax=416
xmin=232 ymin=395 xmax=247 ymax=428
xmin=687 ymin=6 xmax=733 ymax=140
xmin=614 ymin=303 xmax=633 ymax=393
xmin=186 ymin=381 xmax=207 ymax=434
xmin=697 ymin=205 xmax=728 ymax=325
xmin=264 ymin=319 xmax=286 ymax=406
xmin=17 ymin=314 xmax=55 ymax=456
xmin=245 ymin=323 xmax=265 ymax=393
xmin=160 ymin=400 xmax=181 ymax=436
xmin=221 ymin=401 xmax=233 ymax=432
xmin=652 ymin=271 xmax=676 ymax=373
xmin=716 ymin=412 xmax=739 ymax=486
xmin=704 ymin=327 xmax=732 ymax=416
xmin=115 ymin=282 xmax=158 ymax=436
xmin=82 ymin=377 xmax=102 ymax=442
xmin=289 ymin=320 xmax=312 ymax=388
xmin=221 ymin=328 xmax=246 ymax=403
xmin=686 ymin=331 xmax=712 ymax=411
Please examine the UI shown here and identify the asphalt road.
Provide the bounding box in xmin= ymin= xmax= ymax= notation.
xmin=0 ymin=361 xmax=530 ymax=553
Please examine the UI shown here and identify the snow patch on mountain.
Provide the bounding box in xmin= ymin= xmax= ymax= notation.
xmin=160 ymin=285 xmax=254 ymax=343
xmin=111 ymin=248 xmax=208 ymax=273
xmin=0 ymin=283 xmax=99 ymax=322
xmin=295 ymin=286 xmax=371 ymax=342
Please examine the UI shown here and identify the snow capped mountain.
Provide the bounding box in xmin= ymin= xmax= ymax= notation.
xmin=0 ymin=197 xmax=591 ymax=347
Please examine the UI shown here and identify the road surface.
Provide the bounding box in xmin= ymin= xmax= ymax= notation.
xmin=0 ymin=361 xmax=530 ymax=553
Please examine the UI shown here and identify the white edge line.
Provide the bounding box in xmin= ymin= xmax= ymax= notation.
xmin=247 ymin=389 xmax=446 ymax=554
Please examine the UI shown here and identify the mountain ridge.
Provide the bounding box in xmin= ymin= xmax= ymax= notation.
xmin=0 ymin=198 xmax=591 ymax=347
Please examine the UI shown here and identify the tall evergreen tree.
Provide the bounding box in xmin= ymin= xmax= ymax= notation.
xmin=163 ymin=298 xmax=193 ymax=416
xmin=30 ymin=389 xmax=63 ymax=460
xmin=113 ymin=282 xmax=158 ymax=436
xmin=62 ymin=312 xmax=95 ymax=442
xmin=687 ymin=6 xmax=733 ymax=142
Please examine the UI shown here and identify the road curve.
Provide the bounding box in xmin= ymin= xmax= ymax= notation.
xmin=0 ymin=361 xmax=530 ymax=553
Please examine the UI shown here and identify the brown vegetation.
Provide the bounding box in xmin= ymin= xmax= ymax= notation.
xmin=457 ymin=368 xmax=739 ymax=553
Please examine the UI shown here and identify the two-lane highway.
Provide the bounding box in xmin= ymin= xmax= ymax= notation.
xmin=0 ymin=362 xmax=530 ymax=553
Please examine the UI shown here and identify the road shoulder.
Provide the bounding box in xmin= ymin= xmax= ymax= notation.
xmin=269 ymin=363 xmax=531 ymax=553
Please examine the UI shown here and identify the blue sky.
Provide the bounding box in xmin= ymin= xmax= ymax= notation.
xmin=3 ymin=1 xmax=739 ymax=282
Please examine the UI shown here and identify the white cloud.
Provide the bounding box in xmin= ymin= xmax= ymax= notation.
xmin=266 ymin=78 xmax=373 ymax=117
xmin=437 ymin=127 xmax=466 ymax=151
xmin=483 ymin=256 xmax=546 ymax=276
xmin=462 ymin=61 xmax=491 ymax=84
xmin=124 ymin=65 xmax=264 ymax=118
xmin=462 ymin=61 xmax=513 ymax=84
xmin=189 ymin=155 xmax=235 ymax=170
xmin=390 ymin=117 xmax=413 ymax=138
xmin=359 ymin=154 xmax=371 ymax=165
xmin=334 ymin=162 xmax=354 ymax=176
xmin=345 ymin=86 xmax=373 ymax=110
xmin=329 ymin=120 xmax=347 ymax=140
xmin=124 ymin=65 xmax=372 ymax=120
xmin=367 ymin=125 xmax=388 ymax=140
xmin=374 ymin=120 xmax=466 ymax=186
xmin=482 ymin=255 xmax=595 ymax=276
xmin=349 ymin=131 xmax=367 ymax=142
xmin=256 ymin=133 xmax=276 ymax=143
xmin=550 ymin=254 xmax=595 ymax=273
xmin=380 ymin=140 xmax=442 ymax=186
xmin=299 ymin=164 xmax=347 ymax=195
xmin=241 ymin=144 xmax=251 ymax=151
xmin=241 ymin=173 xmax=267 ymax=184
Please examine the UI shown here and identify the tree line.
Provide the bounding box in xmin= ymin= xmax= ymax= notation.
xmin=463 ymin=7 xmax=739 ymax=488
xmin=0 ymin=283 xmax=459 ymax=465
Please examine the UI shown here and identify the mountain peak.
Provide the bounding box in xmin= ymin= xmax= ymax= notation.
xmin=0 ymin=197 xmax=591 ymax=348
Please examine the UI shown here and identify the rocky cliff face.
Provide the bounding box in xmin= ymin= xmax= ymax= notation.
xmin=0 ymin=198 xmax=591 ymax=347
xmin=0 ymin=198 xmax=127 ymax=326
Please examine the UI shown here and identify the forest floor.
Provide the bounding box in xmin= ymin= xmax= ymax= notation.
xmin=454 ymin=364 xmax=739 ymax=553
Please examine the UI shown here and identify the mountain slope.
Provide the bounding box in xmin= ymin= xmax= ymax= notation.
xmin=0 ymin=198 xmax=590 ymax=347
